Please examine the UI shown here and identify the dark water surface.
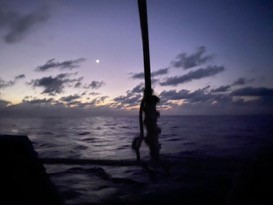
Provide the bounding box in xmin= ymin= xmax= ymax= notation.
xmin=0 ymin=115 xmax=273 ymax=204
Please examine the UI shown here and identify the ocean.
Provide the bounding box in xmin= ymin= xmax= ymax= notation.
xmin=0 ymin=115 xmax=273 ymax=204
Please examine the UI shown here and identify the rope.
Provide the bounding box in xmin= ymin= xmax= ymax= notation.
xmin=131 ymin=0 xmax=161 ymax=163
xmin=41 ymin=158 xmax=142 ymax=166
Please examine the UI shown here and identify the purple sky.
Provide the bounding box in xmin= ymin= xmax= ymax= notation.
xmin=0 ymin=0 xmax=273 ymax=116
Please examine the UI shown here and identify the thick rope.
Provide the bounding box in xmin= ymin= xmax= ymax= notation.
xmin=132 ymin=0 xmax=161 ymax=163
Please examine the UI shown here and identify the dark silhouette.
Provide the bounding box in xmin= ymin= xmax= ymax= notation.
xmin=132 ymin=93 xmax=161 ymax=162
xmin=0 ymin=135 xmax=64 ymax=205
xmin=132 ymin=0 xmax=162 ymax=163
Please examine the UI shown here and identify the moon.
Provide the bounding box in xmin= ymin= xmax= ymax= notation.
xmin=95 ymin=59 xmax=100 ymax=64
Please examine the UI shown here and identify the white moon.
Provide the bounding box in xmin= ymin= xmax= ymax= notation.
xmin=95 ymin=59 xmax=100 ymax=64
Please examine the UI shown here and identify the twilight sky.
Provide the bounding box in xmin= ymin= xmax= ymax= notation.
xmin=0 ymin=0 xmax=273 ymax=116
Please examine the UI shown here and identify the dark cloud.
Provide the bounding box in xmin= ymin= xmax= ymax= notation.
xmin=171 ymin=46 xmax=212 ymax=69
xmin=152 ymin=68 xmax=170 ymax=76
xmin=23 ymin=98 xmax=55 ymax=105
xmin=0 ymin=99 xmax=11 ymax=108
xmin=114 ymin=94 xmax=142 ymax=106
xmin=160 ymin=65 xmax=224 ymax=86
xmin=0 ymin=74 xmax=26 ymax=89
xmin=113 ymin=83 xmax=144 ymax=107
xmin=159 ymin=87 xmax=234 ymax=108
xmin=232 ymin=77 xmax=255 ymax=86
xmin=0 ymin=77 xmax=14 ymax=89
xmin=28 ymin=73 xmax=82 ymax=95
xmin=130 ymin=68 xmax=170 ymax=79
xmin=74 ymin=81 xmax=82 ymax=88
xmin=186 ymin=89 xmax=221 ymax=103
xmin=87 ymin=81 xmax=105 ymax=89
xmin=74 ymin=95 xmax=109 ymax=108
xmin=231 ymin=87 xmax=273 ymax=96
xmin=0 ymin=97 xmax=129 ymax=117
xmin=130 ymin=72 xmax=144 ymax=79
xmin=36 ymin=58 xmax=86 ymax=72
xmin=160 ymin=89 xmax=190 ymax=101
xmin=60 ymin=94 xmax=81 ymax=103
xmin=15 ymin=74 xmax=25 ymax=80
xmin=130 ymin=83 xmax=144 ymax=94
xmin=89 ymin=92 xmax=100 ymax=96
xmin=211 ymin=85 xmax=231 ymax=93
xmin=96 ymin=95 xmax=109 ymax=103
xmin=0 ymin=3 xmax=49 ymax=43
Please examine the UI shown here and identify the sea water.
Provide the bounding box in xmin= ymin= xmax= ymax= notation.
xmin=0 ymin=115 xmax=272 ymax=204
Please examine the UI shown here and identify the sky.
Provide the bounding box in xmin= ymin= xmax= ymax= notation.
xmin=0 ymin=0 xmax=273 ymax=116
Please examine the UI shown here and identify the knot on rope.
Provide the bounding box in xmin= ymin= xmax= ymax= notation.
xmin=132 ymin=92 xmax=161 ymax=162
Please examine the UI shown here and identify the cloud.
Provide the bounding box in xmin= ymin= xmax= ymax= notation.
xmin=15 ymin=74 xmax=25 ymax=80
xmin=211 ymin=85 xmax=231 ymax=93
xmin=74 ymin=81 xmax=82 ymax=88
xmin=186 ymin=89 xmax=223 ymax=103
xmin=36 ymin=58 xmax=86 ymax=71
xmin=231 ymin=87 xmax=273 ymax=96
xmin=0 ymin=74 xmax=26 ymax=89
xmin=86 ymin=81 xmax=105 ymax=89
xmin=232 ymin=77 xmax=255 ymax=86
xmin=0 ymin=77 xmax=14 ymax=89
xmin=0 ymin=99 xmax=11 ymax=108
xmin=60 ymin=94 xmax=81 ymax=103
xmin=114 ymin=94 xmax=142 ymax=106
xmin=159 ymin=87 xmax=235 ymax=108
xmin=0 ymin=3 xmax=49 ymax=43
xmin=130 ymin=83 xmax=144 ymax=94
xmin=152 ymin=68 xmax=170 ymax=76
xmin=22 ymin=97 xmax=55 ymax=105
xmin=113 ymin=83 xmax=145 ymax=107
xmin=171 ymin=46 xmax=213 ymax=69
xmin=28 ymin=73 xmax=82 ymax=95
xmin=160 ymin=65 xmax=224 ymax=86
xmin=130 ymin=68 xmax=170 ymax=79
xmin=130 ymin=72 xmax=144 ymax=79
xmin=160 ymin=89 xmax=190 ymax=101
xmin=95 ymin=95 xmax=109 ymax=103
xmin=89 ymin=92 xmax=100 ymax=96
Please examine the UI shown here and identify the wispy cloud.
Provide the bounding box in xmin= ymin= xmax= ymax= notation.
xmin=130 ymin=68 xmax=170 ymax=79
xmin=85 ymin=81 xmax=105 ymax=89
xmin=36 ymin=58 xmax=86 ymax=71
xmin=171 ymin=46 xmax=213 ymax=69
xmin=113 ymin=84 xmax=144 ymax=108
xmin=232 ymin=77 xmax=255 ymax=86
xmin=89 ymin=92 xmax=100 ymax=96
xmin=0 ymin=3 xmax=49 ymax=43
xmin=0 ymin=99 xmax=11 ymax=108
xmin=159 ymin=88 xmax=232 ymax=105
xmin=60 ymin=94 xmax=81 ymax=103
xmin=0 ymin=74 xmax=26 ymax=89
xmin=114 ymin=94 xmax=142 ymax=107
xmin=0 ymin=77 xmax=14 ymax=89
xmin=160 ymin=65 xmax=224 ymax=86
xmin=22 ymin=97 xmax=55 ymax=105
xmin=231 ymin=87 xmax=273 ymax=96
xmin=15 ymin=74 xmax=25 ymax=80
xmin=28 ymin=73 xmax=83 ymax=95
xmin=160 ymin=89 xmax=190 ymax=101
xmin=130 ymin=83 xmax=144 ymax=94
xmin=211 ymin=85 xmax=231 ymax=93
